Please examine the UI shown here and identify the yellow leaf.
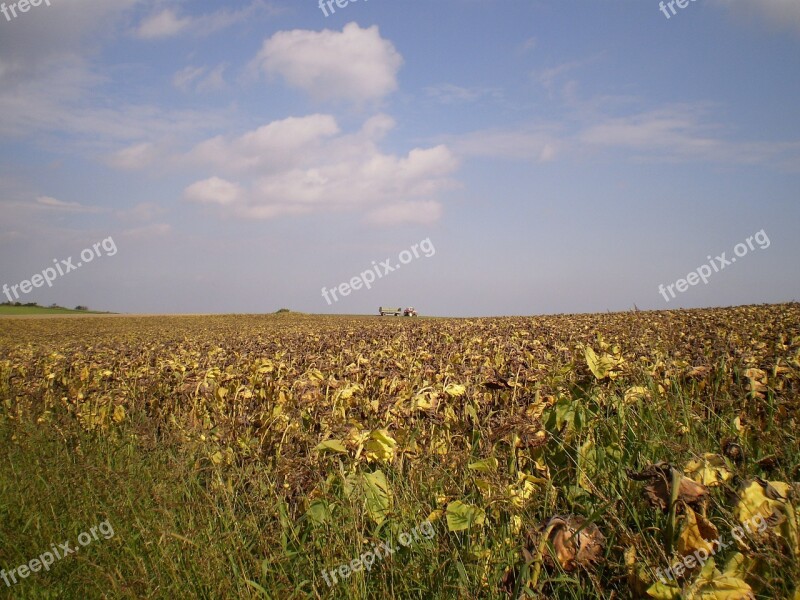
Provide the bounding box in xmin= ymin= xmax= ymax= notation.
xmin=337 ymin=383 xmax=362 ymax=400
xmin=474 ymin=478 xmax=492 ymax=498
xmin=585 ymin=346 xmax=605 ymax=380
xmin=684 ymin=454 xmax=733 ymax=487
xmin=364 ymin=429 xmax=397 ymax=463
xmin=678 ymin=506 xmax=720 ymax=559
xmin=427 ymin=509 xmax=443 ymax=523
xmin=444 ymin=383 xmax=467 ymax=397
xmin=735 ymin=479 xmax=798 ymax=554
xmin=624 ymin=386 xmax=650 ymax=403
xmin=683 ymin=556 xmax=755 ymax=600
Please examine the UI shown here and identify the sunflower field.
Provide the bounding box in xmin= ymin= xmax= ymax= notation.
xmin=1 ymin=304 xmax=798 ymax=599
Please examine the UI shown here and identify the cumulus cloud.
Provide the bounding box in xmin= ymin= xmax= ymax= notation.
xmin=253 ymin=22 xmax=403 ymax=104
xmin=188 ymin=114 xmax=341 ymax=172
xmin=183 ymin=115 xmax=459 ymax=225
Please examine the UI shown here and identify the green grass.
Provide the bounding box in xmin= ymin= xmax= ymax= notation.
xmin=0 ymin=306 xmax=108 ymax=316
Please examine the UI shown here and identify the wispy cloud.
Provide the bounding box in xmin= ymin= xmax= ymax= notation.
xmin=425 ymin=83 xmax=503 ymax=105
xmin=135 ymin=1 xmax=275 ymax=39
xmin=713 ymin=0 xmax=800 ymax=35
xmin=122 ymin=223 xmax=172 ymax=238
xmin=35 ymin=196 xmax=102 ymax=213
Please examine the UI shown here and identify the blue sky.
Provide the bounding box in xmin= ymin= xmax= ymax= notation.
xmin=1 ymin=0 xmax=798 ymax=316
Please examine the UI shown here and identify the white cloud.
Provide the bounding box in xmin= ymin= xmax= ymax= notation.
xmin=0 ymin=56 xmax=227 ymax=147
xmin=448 ymin=127 xmax=562 ymax=163
xmin=188 ymin=114 xmax=341 ymax=172
xmin=183 ymin=115 xmax=459 ymax=224
xmin=447 ymin=105 xmax=800 ymax=169
xmin=173 ymin=65 xmax=227 ymax=92
xmin=534 ymin=56 xmax=602 ymax=100
xmin=425 ymin=84 xmax=503 ymax=105
xmin=173 ymin=66 xmax=206 ymax=91
xmin=135 ymin=2 xmax=274 ymax=40
xmin=35 ymin=195 xmax=101 ymax=213
xmin=539 ymin=144 xmax=557 ymax=162
xmin=107 ymin=142 xmax=157 ymax=170
xmin=577 ymin=107 xmax=800 ymax=166
xmin=254 ymin=22 xmax=403 ymax=104
xmin=136 ymin=9 xmax=191 ymax=39
xmin=184 ymin=177 xmax=245 ymax=206
xmin=196 ymin=65 xmax=227 ymax=92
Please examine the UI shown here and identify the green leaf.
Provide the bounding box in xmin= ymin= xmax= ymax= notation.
xmin=585 ymin=346 xmax=607 ymax=380
xmin=305 ymin=499 xmax=332 ymax=526
xmin=314 ymin=439 xmax=348 ymax=454
xmin=362 ymin=470 xmax=393 ymax=526
xmin=646 ymin=581 xmax=682 ymax=599
xmin=446 ymin=500 xmax=486 ymax=532
xmin=468 ymin=457 xmax=499 ymax=473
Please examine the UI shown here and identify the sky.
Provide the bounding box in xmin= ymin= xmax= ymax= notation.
xmin=0 ymin=0 xmax=799 ymax=317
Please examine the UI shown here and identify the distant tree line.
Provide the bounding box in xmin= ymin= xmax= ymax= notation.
xmin=0 ymin=301 xmax=89 ymax=310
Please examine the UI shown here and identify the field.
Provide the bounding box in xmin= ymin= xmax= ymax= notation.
xmin=0 ymin=305 xmax=798 ymax=599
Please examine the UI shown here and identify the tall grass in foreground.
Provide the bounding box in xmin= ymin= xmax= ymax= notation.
xmin=1 ymin=379 xmax=797 ymax=599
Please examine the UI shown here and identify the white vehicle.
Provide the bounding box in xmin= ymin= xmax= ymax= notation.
xmin=378 ymin=306 xmax=418 ymax=316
